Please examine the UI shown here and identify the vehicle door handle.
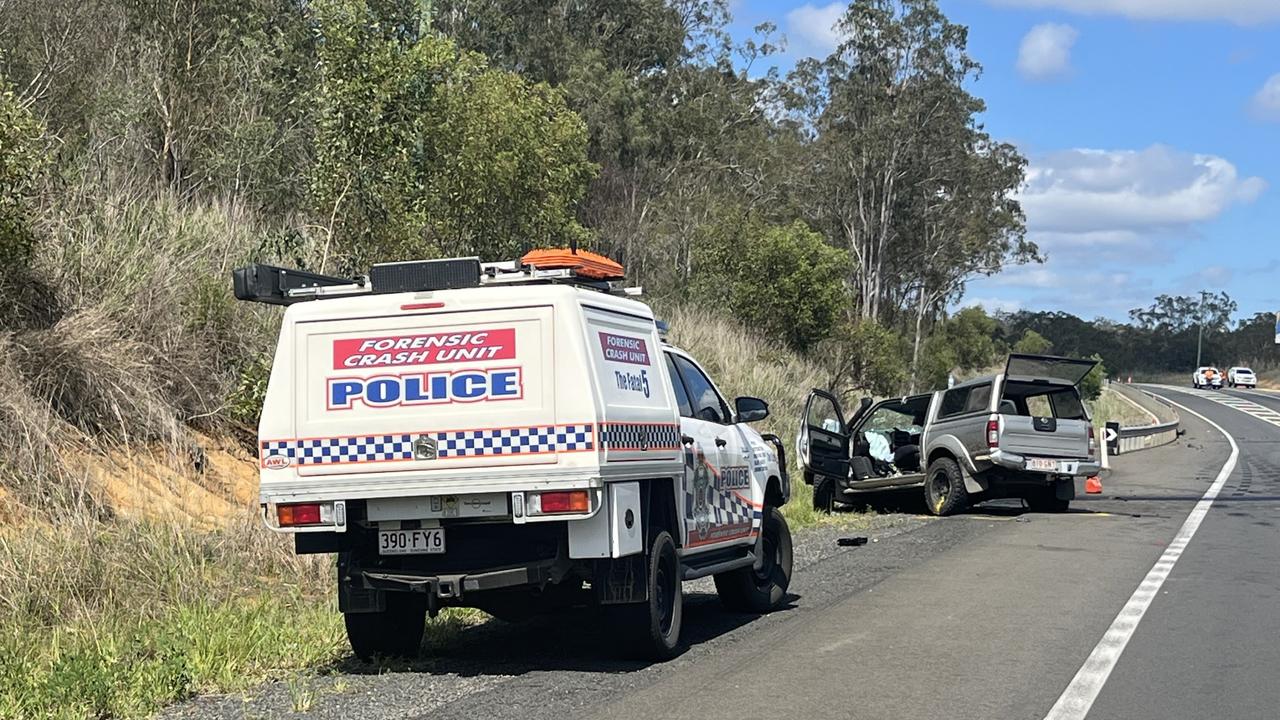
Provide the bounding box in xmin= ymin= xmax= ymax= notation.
xmin=681 ymin=435 xmax=695 ymax=446
xmin=715 ymin=437 xmax=727 ymax=448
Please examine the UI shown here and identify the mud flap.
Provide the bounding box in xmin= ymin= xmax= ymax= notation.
xmin=1055 ymin=478 xmax=1076 ymax=501
xmin=594 ymin=553 xmax=648 ymax=605
xmin=962 ymin=466 xmax=988 ymax=496
xmin=339 ymin=579 xmax=386 ymax=614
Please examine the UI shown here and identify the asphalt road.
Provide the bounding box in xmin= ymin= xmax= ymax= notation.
xmin=163 ymin=386 xmax=1279 ymax=720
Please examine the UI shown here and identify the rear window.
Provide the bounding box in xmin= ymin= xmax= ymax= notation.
xmin=1002 ymin=381 xmax=1087 ymax=420
xmin=1237 ymin=368 xmax=1254 ymax=374
xmin=1048 ymin=389 xmax=1086 ymax=420
xmin=938 ymin=384 xmax=989 ymax=419
xmin=939 ymin=387 xmax=970 ymax=418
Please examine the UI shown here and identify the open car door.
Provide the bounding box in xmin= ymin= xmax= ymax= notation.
xmin=797 ymin=389 xmax=850 ymax=482
xmin=1005 ymin=353 xmax=1099 ymax=386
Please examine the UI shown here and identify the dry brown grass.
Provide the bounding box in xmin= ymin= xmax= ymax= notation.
xmin=0 ymin=174 xmax=305 ymax=517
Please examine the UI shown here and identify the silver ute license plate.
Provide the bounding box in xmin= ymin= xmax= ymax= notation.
xmin=1026 ymin=458 xmax=1079 ymax=474
xmin=378 ymin=528 xmax=445 ymax=555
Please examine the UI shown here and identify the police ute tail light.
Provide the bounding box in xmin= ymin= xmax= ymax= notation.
xmin=276 ymin=502 xmax=343 ymax=527
xmin=987 ymin=418 xmax=1000 ymax=448
xmin=527 ymin=490 xmax=590 ymax=516
xmin=1088 ymin=425 xmax=1097 ymax=455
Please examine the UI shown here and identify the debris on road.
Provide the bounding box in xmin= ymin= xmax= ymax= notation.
xmin=837 ymin=536 xmax=869 ymax=547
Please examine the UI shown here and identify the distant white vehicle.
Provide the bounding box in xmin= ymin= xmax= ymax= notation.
xmin=1228 ymin=366 xmax=1257 ymax=389
xmin=1192 ymin=366 xmax=1223 ymax=390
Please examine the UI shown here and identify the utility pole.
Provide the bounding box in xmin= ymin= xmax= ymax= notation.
xmin=1195 ymin=290 xmax=1207 ymax=368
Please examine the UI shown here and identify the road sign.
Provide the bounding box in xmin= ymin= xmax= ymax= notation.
xmin=1105 ymin=421 xmax=1121 ymax=455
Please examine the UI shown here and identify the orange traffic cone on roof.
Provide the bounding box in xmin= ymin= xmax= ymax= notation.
xmin=1085 ymin=475 xmax=1103 ymax=494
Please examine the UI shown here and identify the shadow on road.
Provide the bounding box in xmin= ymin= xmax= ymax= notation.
xmin=326 ymin=591 xmax=801 ymax=677
xmin=834 ymin=489 xmax=1115 ymax=518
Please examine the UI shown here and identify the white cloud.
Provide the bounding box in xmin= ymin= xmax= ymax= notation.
xmin=987 ymin=0 xmax=1280 ymax=25
xmin=1017 ymin=23 xmax=1078 ymax=81
xmin=1250 ymin=73 xmax=1280 ymax=121
xmin=1177 ymin=265 xmax=1235 ymax=289
xmin=961 ymin=144 xmax=1266 ymax=318
xmin=785 ymin=2 xmax=845 ymax=58
xmin=962 ymin=297 xmax=1024 ymax=314
xmin=1019 ymin=145 xmax=1267 ymax=235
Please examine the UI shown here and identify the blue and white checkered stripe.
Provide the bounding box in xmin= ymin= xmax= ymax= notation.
xmin=261 ymin=424 xmax=595 ymax=466
xmin=435 ymin=424 xmax=594 ymax=458
xmin=711 ymin=489 xmax=760 ymax=527
xmin=261 ymin=435 xmax=413 ymax=466
xmin=600 ymin=423 xmax=681 ymax=450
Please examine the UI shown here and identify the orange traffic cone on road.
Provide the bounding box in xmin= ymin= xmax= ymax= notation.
xmin=1085 ymin=475 xmax=1103 ymax=494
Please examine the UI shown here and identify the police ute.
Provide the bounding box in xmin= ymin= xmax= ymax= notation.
xmin=233 ymin=250 xmax=793 ymax=660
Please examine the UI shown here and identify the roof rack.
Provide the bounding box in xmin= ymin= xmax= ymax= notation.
xmin=232 ymin=254 xmax=642 ymax=306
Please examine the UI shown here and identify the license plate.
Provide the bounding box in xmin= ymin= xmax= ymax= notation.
xmin=1026 ymin=458 xmax=1080 ymax=474
xmin=378 ymin=528 xmax=445 ymax=556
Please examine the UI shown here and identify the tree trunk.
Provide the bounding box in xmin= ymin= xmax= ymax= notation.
xmin=910 ymin=282 xmax=928 ymax=393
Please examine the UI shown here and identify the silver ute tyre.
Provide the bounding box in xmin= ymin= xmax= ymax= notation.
xmin=715 ymin=506 xmax=793 ymax=613
xmin=812 ymin=475 xmax=835 ymax=513
xmin=1027 ymin=487 xmax=1070 ymax=513
xmin=619 ymin=530 xmax=683 ymax=661
xmin=923 ymin=457 xmax=968 ymax=516
xmin=344 ymin=592 xmax=426 ymax=661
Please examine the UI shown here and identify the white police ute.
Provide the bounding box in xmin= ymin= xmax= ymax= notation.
xmin=234 ymin=251 xmax=792 ymax=660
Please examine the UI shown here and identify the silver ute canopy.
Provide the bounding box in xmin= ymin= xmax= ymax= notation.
xmin=1004 ymin=353 xmax=1098 ymax=387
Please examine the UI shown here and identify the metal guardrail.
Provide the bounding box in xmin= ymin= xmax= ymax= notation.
xmin=1109 ymin=387 xmax=1180 ymax=455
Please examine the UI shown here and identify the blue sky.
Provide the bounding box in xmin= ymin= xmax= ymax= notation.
xmin=724 ymin=0 xmax=1280 ymax=322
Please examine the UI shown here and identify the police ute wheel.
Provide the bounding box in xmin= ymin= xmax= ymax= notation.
xmin=923 ymin=457 xmax=967 ymax=516
xmin=344 ymin=593 xmax=426 ymax=661
xmin=714 ymin=506 xmax=793 ymax=613
xmin=617 ymin=530 xmax=683 ymax=661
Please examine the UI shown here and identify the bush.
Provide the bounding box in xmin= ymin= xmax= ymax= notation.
xmin=691 ymin=215 xmax=848 ymax=351
xmin=0 ymin=75 xmax=45 ymax=275
xmin=310 ymin=0 xmax=595 ymax=270
xmin=1080 ymin=353 xmax=1107 ymax=401
xmin=816 ymin=320 xmax=910 ymax=397
xmin=1012 ymin=329 xmax=1052 ymax=355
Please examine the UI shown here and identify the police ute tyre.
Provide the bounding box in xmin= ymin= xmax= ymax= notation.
xmin=714 ymin=506 xmax=793 ymax=613
xmin=620 ymin=530 xmax=682 ymax=661
xmin=923 ymin=457 xmax=967 ymax=516
xmin=344 ymin=593 xmax=426 ymax=661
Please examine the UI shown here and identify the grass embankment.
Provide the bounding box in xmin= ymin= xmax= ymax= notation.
xmin=1087 ymin=386 xmax=1160 ymax=429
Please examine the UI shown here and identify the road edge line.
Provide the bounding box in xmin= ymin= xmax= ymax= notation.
xmin=1043 ymin=389 xmax=1239 ymax=720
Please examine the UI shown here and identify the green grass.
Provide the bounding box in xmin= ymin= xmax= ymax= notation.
xmin=0 ymin=514 xmax=499 ymax=719
xmin=0 ymin=517 xmax=342 ymax=719
xmin=0 ymin=596 xmax=344 ymax=719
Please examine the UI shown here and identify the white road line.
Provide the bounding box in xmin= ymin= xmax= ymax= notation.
xmin=1148 ymin=386 xmax=1280 ymax=427
xmin=1043 ymin=390 xmax=1239 ymax=720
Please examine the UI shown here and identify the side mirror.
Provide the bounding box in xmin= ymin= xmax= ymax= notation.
xmin=735 ymin=396 xmax=769 ymax=423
